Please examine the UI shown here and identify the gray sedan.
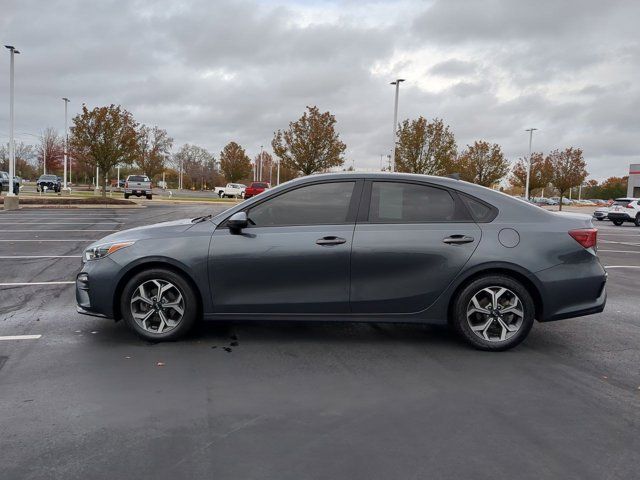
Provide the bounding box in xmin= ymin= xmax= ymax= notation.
xmin=76 ymin=173 xmax=606 ymax=351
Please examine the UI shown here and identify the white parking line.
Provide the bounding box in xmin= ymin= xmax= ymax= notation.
xmin=605 ymin=266 xmax=640 ymax=269
xmin=599 ymin=233 xmax=640 ymax=237
xmin=0 ymin=222 xmax=122 ymax=225
xmin=0 ymin=239 xmax=98 ymax=242
xmin=598 ymin=249 xmax=640 ymax=254
xmin=600 ymin=240 xmax=640 ymax=247
xmin=0 ymin=281 xmax=75 ymax=286
xmin=1 ymin=229 xmax=118 ymax=232
xmin=0 ymin=255 xmax=82 ymax=259
xmin=0 ymin=335 xmax=42 ymax=341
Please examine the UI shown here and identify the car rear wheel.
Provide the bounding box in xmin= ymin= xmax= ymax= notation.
xmin=612 ymin=219 xmax=624 ymax=226
xmin=121 ymin=268 xmax=198 ymax=341
xmin=124 ymin=193 xmax=130 ymax=199
xmin=635 ymin=215 xmax=640 ymax=227
xmin=452 ymin=275 xmax=535 ymax=351
xmin=146 ymin=194 xmax=152 ymax=200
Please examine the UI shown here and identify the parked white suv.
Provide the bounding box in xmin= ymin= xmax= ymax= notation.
xmin=607 ymin=198 xmax=640 ymax=226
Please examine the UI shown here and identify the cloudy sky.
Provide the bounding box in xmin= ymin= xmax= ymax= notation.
xmin=1 ymin=0 xmax=638 ymax=179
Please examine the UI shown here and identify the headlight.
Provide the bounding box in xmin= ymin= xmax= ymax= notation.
xmin=83 ymin=241 xmax=135 ymax=262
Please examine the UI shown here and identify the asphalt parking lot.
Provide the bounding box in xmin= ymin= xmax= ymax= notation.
xmin=1 ymin=205 xmax=639 ymax=479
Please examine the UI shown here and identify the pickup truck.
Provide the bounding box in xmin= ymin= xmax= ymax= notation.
xmin=124 ymin=175 xmax=153 ymax=199
xmin=37 ymin=174 xmax=61 ymax=193
xmin=244 ymin=181 xmax=270 ymax=199
xmin=215 ymin=183 xmax=246 ymax=198
xmin=0 ymin=171 xmax=20 ymax=195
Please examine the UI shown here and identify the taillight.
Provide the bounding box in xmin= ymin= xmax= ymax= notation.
xmin=626 ymin=204 xmax=634 ymax=209
xmin=150 ymin=182 xmax=153 ymax=189
xmin=125 ymin=182 xmax=128 ymax=188
xmin=569 ymin=228 xmax=597 ymax=249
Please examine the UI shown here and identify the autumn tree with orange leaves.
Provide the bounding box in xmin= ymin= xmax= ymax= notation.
xmin=456 ymin=140 xmax=509 ymax=187
xmin=272 ymin=106 xmax=346 ymax=176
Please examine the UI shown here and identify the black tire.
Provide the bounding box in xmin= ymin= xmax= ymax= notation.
xmin=451 ymin=274 xmax=535 ymax=351
xmin=612 ymin=219 xmax=624 ymax=226
xmin=124 ymin=193 xmax=130 ymax=199
xmin=635 ymin=215 xmax=640 ymax=227
xmin=13 ymin=185 xmax=19 ymax=195
xmin=596 ymin=217 xmax=603 ymax=221
xmin=121 ymin=268 xmax=198 ymax=342
xmin=146 ymin=194 xmax=153 ymax=200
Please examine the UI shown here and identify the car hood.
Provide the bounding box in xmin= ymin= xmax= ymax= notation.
xmin=87 ymin=218 xmax=195 ymax=247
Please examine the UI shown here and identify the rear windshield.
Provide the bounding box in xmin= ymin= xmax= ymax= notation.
xmin=39 ymin=175 xmax=57 ymax=181
xmin=613 ymin=200 xmax=631 ymax=206
xmin=251 ymin=182 xmax=269 ymax=188
xmin=128 ymin=175 xmax=150 ymax=182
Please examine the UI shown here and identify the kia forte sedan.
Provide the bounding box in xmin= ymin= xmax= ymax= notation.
xmin=76 ymin=173 xmax=606 ymax=351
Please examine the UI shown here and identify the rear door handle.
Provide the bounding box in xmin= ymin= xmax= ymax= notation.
xmin=316 ymin=236 xmax=347 ymax=246
xmin=443 ymin=235 xmax=475 ymax=245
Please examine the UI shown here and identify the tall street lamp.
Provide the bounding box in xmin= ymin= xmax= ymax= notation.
xmin=62 ymin=97 xmax=70 ymax=190
xmin=5 ymin=45 xmax=20 ymax=201
xmin=390 ymin=79 xmax=405 ymax=173
xmin=524 ymin=128 xmax=538 ymax=200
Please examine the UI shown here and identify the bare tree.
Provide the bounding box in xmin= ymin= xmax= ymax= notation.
xmin=173 ymin=144 xmax=214 ymax=189
xmin=136 ymin=125 xmax=173 ymax=181
xmin=36 ymin=128 xmax=64 ymax=175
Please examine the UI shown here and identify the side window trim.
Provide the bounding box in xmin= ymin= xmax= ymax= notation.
xmin=357 ymin=179 xmax=473 ymax=224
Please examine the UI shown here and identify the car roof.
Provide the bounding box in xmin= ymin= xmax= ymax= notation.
xmin=614 ymin=198 xmax=638 ymax=201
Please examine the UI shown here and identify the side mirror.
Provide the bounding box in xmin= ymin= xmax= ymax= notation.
xmin=228 ymin=211 xmax=248 ymax=231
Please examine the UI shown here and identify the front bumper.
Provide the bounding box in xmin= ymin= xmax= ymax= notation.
xmin=75 ymin=258 xmax=121 ymax=319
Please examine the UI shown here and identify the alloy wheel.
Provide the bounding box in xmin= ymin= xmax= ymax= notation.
xmin=466 ymin=286 xmax=524 ymax=342
xmin=130 ymin=279 xmax=185 ymax=334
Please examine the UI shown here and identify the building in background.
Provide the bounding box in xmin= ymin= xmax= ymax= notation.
xmin=628 ymin=164 xmax=640 ymax=197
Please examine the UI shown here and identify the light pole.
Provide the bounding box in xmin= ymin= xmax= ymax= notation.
xmin=524 ymin=128 xmax=538 ymax=200
xmin=390 ymin=79 xmax=405 ymax=173
xmin=62 ymin=98 xmax=70 ymax=190
xmin=276 ymin=159 xmax=280 ymax=185
xmin=5 ymin=45 xmax=20 ymax=199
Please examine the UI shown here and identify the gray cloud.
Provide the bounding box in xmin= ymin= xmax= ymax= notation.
xmin=0 ymin=0 xmax=638 ymax=180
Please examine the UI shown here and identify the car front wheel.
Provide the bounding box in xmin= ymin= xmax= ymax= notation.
xmin=452 ymin=275 xmax=535 ymax=351
xmin=121 ymin=268 xmax=198 ymax=341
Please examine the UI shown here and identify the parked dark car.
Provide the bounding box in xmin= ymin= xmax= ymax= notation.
xmin=76 ymin=173 xmax=606 ymax=351
xmin=36 ymin=174 xmax=61 ymax=193
xmin=244 ymin=181 xmax=270 ymax=199
xmin=0 ymin=171 xmax=20 ymax=195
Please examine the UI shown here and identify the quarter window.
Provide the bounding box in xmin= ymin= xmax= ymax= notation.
xmin=368 ymin=182 xmax=456 ymax=223
xmin=248 ymin=181 xmax=355 ymax=227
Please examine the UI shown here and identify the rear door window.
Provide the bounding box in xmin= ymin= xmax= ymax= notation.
xmin=367 ymin=182 xmax=458 ymax=223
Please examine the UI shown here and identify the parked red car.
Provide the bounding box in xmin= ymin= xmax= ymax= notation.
xmin=244 ymin=181 xmax=270 ymax=199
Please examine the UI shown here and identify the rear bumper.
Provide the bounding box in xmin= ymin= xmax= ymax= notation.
xmin=535 ymin=258 xmax=607 ymax=322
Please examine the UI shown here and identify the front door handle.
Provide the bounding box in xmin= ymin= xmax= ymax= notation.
xmin=316 ymin=236 xmax=347 ymax=246
xmin=443 ymin=235 xmax=475 ymax=245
